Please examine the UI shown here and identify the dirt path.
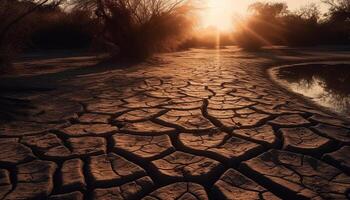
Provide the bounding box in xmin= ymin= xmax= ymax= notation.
xmin=0 ymin=47 xmax=349 ymax=200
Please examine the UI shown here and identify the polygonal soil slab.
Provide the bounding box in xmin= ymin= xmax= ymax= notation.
xmin=123 ymin=95 xmax=169 ymax=108
xmin=60 ymin=159 xmax=86 ymax=191
xmin=86 ymin=99 xmax=128 ymax=114
xmin=280 ymin=127 xmax=334 ymax=154
xmin=151 ymin=151 xmax=223 ymax=183
xmin=170 ymin=97 xmax=202 ymax=104
xmin=208 ymin=98 xmax=256 ymax=110
xmin=115 ymin=108 xmax=165 ymax=122
xmin=208 ymin=109 xmax=270 ymax=128
xmin=180 ymin=86 xmax=213 ymax=99
xmin=69 ymin=137 xmax=106 ymax=157
xmin=179 ymin=132 xmax=262 ymax=164
xmin=234 ymin=125 xmax=278 ymax=147
xmin=4 ymin=160 xmax=57 ymax=200
xmin=93 ymin=176 xmax=154 ymax=200
xmin=269 ymin=114 xmax=310 ymax=127
xmin=253 ymin=103 xmax=301 ymax=115
xmin=163 ymin=101 xmax=203 ymax=110
xmin=309 ymin=114 xmax=350 ymax=128
xmin=78 ymin=113 xmax=110 ymax=123
xmin=323 ymin=146 xmax=350 ymax=174
xmin=30 ymin=99 xmax=83 ymax=123
xmin=313 ymin=124 xmax=350 ymax=144
xmin=88 ymin=153 xmax=146 ymax=187
xmin=142 ymin=182 xmax=208 ymax=200
xmin=0 ymin=121 xmax=63 ymax=137
xmin=61 ymin=124 xmax=118 ymax=137
xmin=0 ymin=142 xmax=35 ymax=166
xmin=120 ymin=121 xmax=175 ymax=135
xmin=241 ymin=150 xmax=350 ymax=199
xmin=113 ymin=133 xmax=174 ymax=161
xmin=49 ymin=191 xmax=84 ymax=200
xmin=157 ymin=109 xmax=215 ymax=131
xmin=212 ymin=169 xmax=280 ymax=200
xmin=21 ymin=133 xmax=72 ymax=159
xmin=0 ymin=169 xmax=11 ymax=199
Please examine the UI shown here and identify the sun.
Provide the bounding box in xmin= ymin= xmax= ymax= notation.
xmin=202 ymin=0 xmax=234 ymax=31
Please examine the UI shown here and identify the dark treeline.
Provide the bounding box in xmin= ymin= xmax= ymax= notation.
xmin=0 ymin=0 xmax=193 ymax=68
xmin=235 ymin=0 xmax=350 ymax=50
xmin=0 ymin=0 xmax=98 ymax=68
xmin=0 ymin=0 xmax=349 ymax=69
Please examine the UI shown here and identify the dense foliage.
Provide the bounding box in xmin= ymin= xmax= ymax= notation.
xmin=234 ymin=0 xmax=350 ymax=50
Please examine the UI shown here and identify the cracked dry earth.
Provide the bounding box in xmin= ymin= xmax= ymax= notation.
xmin=1 ymin=48 xmax=350 ymax=200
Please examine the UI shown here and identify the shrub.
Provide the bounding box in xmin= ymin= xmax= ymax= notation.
xmin=30 ymin=10 xmax=96 ymax=49
xmin=0 ymin=0 xmax=63 ymax=69
xmin=94 ymin=0 xmax=194 ymax=60
xmin=233 ymin=2 xmax=287 ymax=50
xmin=233 ymin=1 xmax=350 ymax=49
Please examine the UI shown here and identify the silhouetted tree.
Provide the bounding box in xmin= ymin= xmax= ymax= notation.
xmin=322 ymin=0 xmax=350 ymax=44
xmin=283 ymin=4 xmax=321 ymax=46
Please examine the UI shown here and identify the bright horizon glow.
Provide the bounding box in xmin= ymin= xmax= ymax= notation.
xmin=201 ymin=0 xmax=329 ymax=32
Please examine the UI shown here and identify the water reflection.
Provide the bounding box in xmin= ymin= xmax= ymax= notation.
xmin=276 ymin=64 xmax=350 ymax=116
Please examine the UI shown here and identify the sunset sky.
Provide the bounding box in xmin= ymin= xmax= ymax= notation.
xmin=202 ymin=0 xmax=329 ymax=31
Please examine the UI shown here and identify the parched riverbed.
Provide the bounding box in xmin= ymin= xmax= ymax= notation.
xmin=0 ymin=47 xmax=349 ymax=200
